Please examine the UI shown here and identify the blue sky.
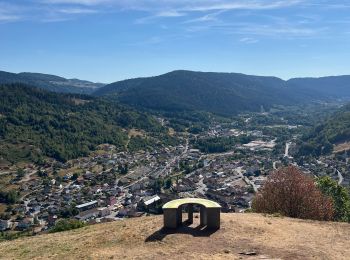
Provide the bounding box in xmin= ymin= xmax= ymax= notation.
xmin=0 ymin=0 xmax=350 ymax=83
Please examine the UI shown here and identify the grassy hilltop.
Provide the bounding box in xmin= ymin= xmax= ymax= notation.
xmin=0 ymin=213 xmax=349 ymax=260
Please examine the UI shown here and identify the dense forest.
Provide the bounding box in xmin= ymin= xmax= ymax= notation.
xmin=0 ymin=84 xmax=173 ymax=163
xmin=297 ymin=104 xmax=350 ymax=156
xmin=288 ymin=76 xmax=350 ymax=98
xmin=0 ymin=71 xmax=104 ymax=94
xmin=95 ymin=70 xmax=315 ymax=116
xmin=94 ymin=70 xmax=350 ymax=116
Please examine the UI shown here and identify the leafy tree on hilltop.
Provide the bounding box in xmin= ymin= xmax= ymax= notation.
xmin=252 ymin=166 xmax=334 ymax=221
xmin=316 ymin=176 xmax=350 ymax=222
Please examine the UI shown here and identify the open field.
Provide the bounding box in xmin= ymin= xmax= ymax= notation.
xmin=0 ymin=213 xmax=349 ymax=260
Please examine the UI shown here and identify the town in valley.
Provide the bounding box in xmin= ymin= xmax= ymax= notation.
xmin=1 ymin=103 xmax=348 ymax=235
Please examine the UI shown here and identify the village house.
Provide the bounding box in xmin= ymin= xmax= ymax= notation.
xmin=17 ymin=218 xmax=33 ymax=231
xmin=138 ymin=195 xmax=162 ymax=214
xmin=98 ymin=207 xmax=110 ymax=217
xmin=0 ymin=219 xmax=13 ymax=231
xmin=76 ymin=200 xmax=98 ymax=212
xmin=75 ymin=208 xmax=99 ymax=221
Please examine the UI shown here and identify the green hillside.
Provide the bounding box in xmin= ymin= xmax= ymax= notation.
xmin=95 ymin=70 xmax=320 ymax=116
xmin=0 ymin=84 xmax=172 ymax=163
xmin=0 ymin=71 xmax=104 ymax=94
xmin=298 ymin=104 xmax=350 ymax=156
xmin=287 ymin=76 xmax=350 ymax=98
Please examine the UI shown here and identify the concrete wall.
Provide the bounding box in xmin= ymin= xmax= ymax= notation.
xmin=163 ymin=208 xmax=178 ymax=229
xmin=206 ymin=208 xmax=220 ymax=229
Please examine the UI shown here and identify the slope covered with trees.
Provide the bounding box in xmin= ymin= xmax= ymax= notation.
xmin=0 ymin=84 xmax=172 ymax=163
xmin=287 ymin=75 xmax=350 ymax=98
xmin=95 ymin=70 xmax=331 ymax=116
xmin=0 ymin=71 xmax=104 ymax=94
xmin=297 ymin=103 xmax=350 ymax=156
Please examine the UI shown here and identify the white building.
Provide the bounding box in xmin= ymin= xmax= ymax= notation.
xmin=0 ymin=219 xmax=12 ymax=231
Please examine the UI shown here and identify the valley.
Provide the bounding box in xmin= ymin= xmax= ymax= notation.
xmin=1 ymin=91 xmax=349 ymax=237
xmin=2 ymin=2 xmax=350 ymax=258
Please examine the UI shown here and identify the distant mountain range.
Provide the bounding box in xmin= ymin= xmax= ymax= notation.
xmin=2 ymin=69 xmax=350 ymax=115
xmin=95 ymin=70 xmax=350 ymax=115
xmin=0 ymin=70 xmax=105 ymax=94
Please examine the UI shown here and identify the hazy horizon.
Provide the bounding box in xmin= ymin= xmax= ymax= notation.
xmin=2 ymin=68 xmax=350 ymax=84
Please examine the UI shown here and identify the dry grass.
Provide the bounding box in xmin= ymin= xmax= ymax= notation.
xmin=0 ymin=213 xmax=349 ymax=260
xmin=0 ymin=203 xmax=7 ymax=214
xmin=334 ymin=142 xmax=350 ymax=153
xmin=58 ymin=167 xmax=84 ymax=178
xmin=128 ymin=129 xmax=145 ymax=138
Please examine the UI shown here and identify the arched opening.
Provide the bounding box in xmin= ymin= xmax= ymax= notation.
xmin=163 ymin=198 xmax=221 ymax=230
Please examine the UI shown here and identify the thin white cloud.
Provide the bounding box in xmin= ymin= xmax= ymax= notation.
xmin=235 ymin=24 xmax=326 ymax=37
xmin=1 ymin=0 xmax=345 ymax=43
xmin=0 ymin=0 xmax=307 ymax=24
xmin=135 ymin=10 xmax=187 ymax=24
xmin=0 ymin=14 xmax=19 ymax=22
xmin=305 ymin=2 xmax=350 ymax=9
xmin=39 ymin=0 xmax=306 ymax=25
xmin=186 ymin=21 xmax=327 ymax=39
xmin=184 ymin=11 xmax=224 ymax=23
xmin=42 ymin=0 xmax=305 ymax=11
xmin=157 ymin=10 xmax=186 ymax=17
xmin=180 ymin=0 xmax=304 ymax=12
xmin=240 ymin=37 xmax=259 ymax=44
xmin=0 ymin=2 xmax=23 ymax=22
xmin=58 ymin=8 xmax=98 ymax=14
xmin=42 ymin=0 xmax=112 ymax=5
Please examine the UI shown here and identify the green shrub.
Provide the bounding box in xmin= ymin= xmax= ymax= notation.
xmin=316 ymin=176 xmax=350 ymax=222
xmin=50 ymin=219 xmax=86 ymax=233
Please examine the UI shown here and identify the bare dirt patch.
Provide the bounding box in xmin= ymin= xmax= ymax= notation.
xmin=168 ymin=128 xmax=175 ymax=136
xmin=128 ymin=129 xmax=145 ymax=138
xmin=70 ymin=98 xmax=90 ymax=105
xmin=334 ymin=142 xmax=350 ymax=153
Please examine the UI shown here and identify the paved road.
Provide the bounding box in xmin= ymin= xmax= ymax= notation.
xmin=337 ymin=169 xmax=344 ymax=185
xmin=273 ymin=161 xmax=277 ymax=170
xmin=284 ymin=142 xmax=292 ymax=157
xmin=19 ymin=170 xmax=37 ymax=183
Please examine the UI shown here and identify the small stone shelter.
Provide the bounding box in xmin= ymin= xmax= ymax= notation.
xmin=162 ymin=198 xmax=221 ymax=229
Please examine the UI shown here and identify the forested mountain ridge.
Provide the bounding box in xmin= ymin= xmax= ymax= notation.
xmin=95 ymin=70 xmax=338 ymax=116
xmin=287 ymin=76 xmax=350 ymax=98
xmin=2 ymin=69 xmax=350 ymax=116
xmin=0 ymin=84 xmax=173 ymax=163
xmin=0 ymin=71 xmax=105 ymax=94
